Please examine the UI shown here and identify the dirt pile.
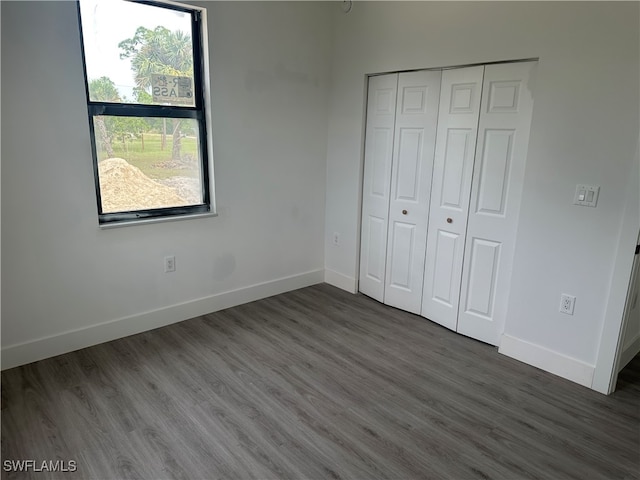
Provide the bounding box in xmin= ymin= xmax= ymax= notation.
xmin=98 ymin=158 xmax=190 ymax=213
xmin=157 ymin=177 xmax=202 ymax=205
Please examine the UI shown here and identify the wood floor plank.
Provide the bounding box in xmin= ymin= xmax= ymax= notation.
xmin=2 ymin=283 xmax=639 ymax=479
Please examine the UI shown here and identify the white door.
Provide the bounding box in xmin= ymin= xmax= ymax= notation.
xmin=457 ymin=61 xmax=537 ymax=345
xmin=384 ymin=70 xmax=441 ymax=314
xmin=421 ymin=66 xmax=484 ymax=330
xmin=617 ymin=232 xmax=640 ymax=373
xmin=359 ymin=74 xmax=398 ymax=302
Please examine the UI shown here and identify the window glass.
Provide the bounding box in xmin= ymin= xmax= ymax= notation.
xmin=80 ymin=0 xmax=195 ymax=106
xmin=92 ymin=116 xmax=202 ymax=213
xmin=79 ymin=0 xmax=211 ymax=224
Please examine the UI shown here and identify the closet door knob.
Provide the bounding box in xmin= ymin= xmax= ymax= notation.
xmin=446 ymin=217 xmax=453 ymax=223
xmin=402 ymin=210 xmax=408 ymax=215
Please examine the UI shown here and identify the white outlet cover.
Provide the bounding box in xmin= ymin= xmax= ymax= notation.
xmin=164 ymin=255 xmax=176 ymax=273
xmin=573 ymin=184 xmax=599 ymax=207
xmin=559 ymin=294 xmax=576 ymax=315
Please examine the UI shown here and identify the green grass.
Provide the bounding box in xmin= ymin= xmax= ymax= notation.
xmin=98 ymin=133 xmax=199 ymax=179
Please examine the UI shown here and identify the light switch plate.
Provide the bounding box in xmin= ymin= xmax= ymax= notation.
xmin=573 ymin=184 xmax=599 ymax=207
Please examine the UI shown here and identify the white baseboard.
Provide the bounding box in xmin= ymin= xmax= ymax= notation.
xmin=499 ymin=334 xmax=595 ymax=389
xmin=619 ymin=333 xmax=640 ymax=372
xmin=1 ymin=269 xmax=324 ymax=370
xmin=324 ymin=268 xmax=357 ymax=293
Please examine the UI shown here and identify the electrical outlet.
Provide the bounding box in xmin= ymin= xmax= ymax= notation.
xmin=164 ymin=255 xmax=176 ymax=273
xmin=559 ymin=294 xmax=575 ymax=315
xmin=332 ymin=232 xmax=340 ymax=246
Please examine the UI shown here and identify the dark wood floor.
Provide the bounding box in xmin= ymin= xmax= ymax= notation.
xmin=2 ymin=284 xmax=639 ymax=480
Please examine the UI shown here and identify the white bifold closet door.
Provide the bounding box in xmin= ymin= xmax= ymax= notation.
xmin=360 ymin=61 xmax=535 ymax=345
xmin=384 ymin=70 xmax=441 ymax=314
xmin=359 ymin=70 xmax=441 ymax=314
xmin=421 ymin=65 xmax=485 ymax=330
xmin=359 ymin=73 xmax=398 ymax=303
xmin=422 ymin=62 xmax=535 ymax=344
xmin=456 ymin=61 xmax=536 ymax=345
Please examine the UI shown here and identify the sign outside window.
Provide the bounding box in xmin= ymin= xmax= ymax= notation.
xmin=151 ymin=74 xmax=194 ymax=106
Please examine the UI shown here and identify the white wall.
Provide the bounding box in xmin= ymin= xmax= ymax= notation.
xmin=1 ymin=1 xmax=332 ymax=367
xmin=324 ymin=2 xmax=639 ymax=386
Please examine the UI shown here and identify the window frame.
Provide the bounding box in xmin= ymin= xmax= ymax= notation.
xmin=77 ymin=0 xmax=214 ymax=226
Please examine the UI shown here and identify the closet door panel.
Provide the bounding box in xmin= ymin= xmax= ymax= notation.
xmin=363 ymin=216 xmax=387 ymax=285
xmin=422 ymin=66 xmax=484 ymax=329
xmin=359 ymin=74 xmax=398 ymax=301
xmin=388 ymin=221 xmax=416 ymax=289
xmin=441 ymin=129 xmax=474 ymax=208
xmin=475 ymin=129 xmax=514 ymax=215
xmin=458 ymin=61 xmax=536 ymax=345
xmin=384 ymin=70 xmax=441 ymax=314
xmin=431 ymin=230 xmax=460 ymax=306
xmin=394 ymin=128 xmax=424 ymax=200
xmin=464 ymin=238 xmax=501 ymax=318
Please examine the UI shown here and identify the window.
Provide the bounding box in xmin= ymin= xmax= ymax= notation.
xmin=78 ymin=0 xmax=213 ymax=225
